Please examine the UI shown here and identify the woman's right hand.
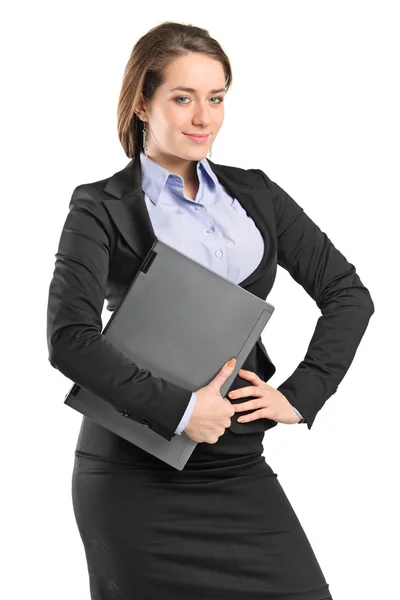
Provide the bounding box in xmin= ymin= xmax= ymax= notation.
xmin=183 ymin=358 xmax=236 ymax=443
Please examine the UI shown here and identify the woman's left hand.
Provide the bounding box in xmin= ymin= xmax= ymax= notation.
xmin=228 ymin=368 xmax=302 ymax=425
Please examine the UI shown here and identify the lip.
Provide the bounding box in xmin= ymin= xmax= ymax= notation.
xmin=183 ymin=133 xmax=210 ymax=141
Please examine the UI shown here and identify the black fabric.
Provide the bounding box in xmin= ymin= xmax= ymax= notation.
xmin=47 ymin=156 xmax=375 ymax=438
xmin=72 ymin=430 xmax=333 ymax=599
xmin=48 ymin=155 xmax=375 ymax=598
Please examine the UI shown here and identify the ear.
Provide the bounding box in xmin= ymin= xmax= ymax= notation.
xmin=134 ymin=92 xmax=151 ymax=121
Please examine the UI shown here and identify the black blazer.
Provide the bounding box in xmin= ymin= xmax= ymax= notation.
xmin=46 ymin=155 xmax=374 ymax=441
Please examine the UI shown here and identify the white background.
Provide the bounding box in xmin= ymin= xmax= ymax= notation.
xmin=2 ymin=1 xmax=398 ymax=598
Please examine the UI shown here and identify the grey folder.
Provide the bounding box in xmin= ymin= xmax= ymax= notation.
xmin=64 ymin=239 xmax=275 ymax=470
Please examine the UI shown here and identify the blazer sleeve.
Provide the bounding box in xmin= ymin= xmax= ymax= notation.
xmin=46 ymin=184 xmax=193 ymax=441
xmin=256 ymin=169 xmax=375 ymax=429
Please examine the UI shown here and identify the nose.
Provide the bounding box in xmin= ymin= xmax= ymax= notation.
xmin=192 ymin=102 xmax=212 ymax=126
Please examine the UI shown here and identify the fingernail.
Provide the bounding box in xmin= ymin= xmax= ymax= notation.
xmin=226 ymin=358 xmax=235 ymax=368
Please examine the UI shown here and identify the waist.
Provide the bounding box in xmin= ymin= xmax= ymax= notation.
xmin=75 ymin=415 xmax=266 ymax=471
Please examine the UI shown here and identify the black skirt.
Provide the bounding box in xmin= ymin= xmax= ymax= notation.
xmin=71 ymin=418 xmax=333 ymax=600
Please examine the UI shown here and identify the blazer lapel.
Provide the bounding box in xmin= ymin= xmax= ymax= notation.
xmin=103 ymin=156 xmax=156 ymax=262
xmin=207 ymin=161 xmax=276 ymax=288
xmin=102 ymin=155 xmax=276 ymax=289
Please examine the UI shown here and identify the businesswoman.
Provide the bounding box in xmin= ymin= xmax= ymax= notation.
xmin=46 ymin=21 xmax=374 ymax=599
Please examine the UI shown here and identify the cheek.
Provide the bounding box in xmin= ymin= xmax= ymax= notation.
xmin=213 ymin=114 xmax=224 ymax=131
xmin=161 ymin=104 xmax=186 ymax=129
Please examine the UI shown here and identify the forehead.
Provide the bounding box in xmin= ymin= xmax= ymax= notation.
xmin=162 ymin=54 xmax=226 ymax=89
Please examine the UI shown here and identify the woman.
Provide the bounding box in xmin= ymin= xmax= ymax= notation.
xmin=47 ymin=21 xmax=374 ymax=599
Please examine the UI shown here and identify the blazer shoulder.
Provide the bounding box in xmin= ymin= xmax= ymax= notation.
xmin=248 ymin=168 xmax=305 ymax=237
xmin=247 ymin=167 xmax=279 ymax=190
xmin=70 ymin=175 xmax=111 ymax=204
xmin=210 ymin=160 xmax=265 ymax=188
xmin=67 ymin=178 xmax=117 ymax=246
xmin=216 ymin=163 xmax=281 ymax=191
xmin=69 ymin=170 xmax=117 ymax=213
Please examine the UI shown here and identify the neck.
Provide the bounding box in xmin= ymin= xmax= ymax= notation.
xmin=145 ymin=150 xmax=199 ymax=182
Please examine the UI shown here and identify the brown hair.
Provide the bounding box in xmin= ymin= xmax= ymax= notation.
xmin=116 ymin=21 xmax=233 ymax=158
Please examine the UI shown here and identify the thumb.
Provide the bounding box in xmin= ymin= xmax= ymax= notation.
xmin=210 ymin=357 xmax=236 ymax=391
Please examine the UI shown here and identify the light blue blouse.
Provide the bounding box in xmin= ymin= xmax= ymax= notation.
xmin=139 ymin=151 xmax=304 ymax=434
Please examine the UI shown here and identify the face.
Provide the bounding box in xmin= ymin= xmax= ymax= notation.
xmin=135 ymin=53 xmax=226 ymax=172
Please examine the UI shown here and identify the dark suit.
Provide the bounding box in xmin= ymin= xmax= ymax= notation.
xmin=47 ymin=155 xmax=374 ymax=442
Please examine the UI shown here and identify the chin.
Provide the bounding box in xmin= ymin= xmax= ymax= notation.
xmin=179 ymin=148 xmax=208 ymax=159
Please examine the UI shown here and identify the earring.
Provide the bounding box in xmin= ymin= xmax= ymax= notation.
xmin=143 ymin=121 xmax=148 ymax=157
xmin=208 ymin=144 xmax=213 ymax=159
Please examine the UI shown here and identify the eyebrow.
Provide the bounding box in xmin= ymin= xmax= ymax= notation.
xmin=168 ymin=86 xmax=226 ymax=94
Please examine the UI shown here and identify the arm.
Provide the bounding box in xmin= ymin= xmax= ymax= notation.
xmin=290 ymin=404 xmax=305 ymax=423
xmin=175 ymin=392 xmax=198 ymax=434
xmin=256 ymin=169 xmax=375 ymax=429
xmin=46 ymin=184 xmax=193 ymax=441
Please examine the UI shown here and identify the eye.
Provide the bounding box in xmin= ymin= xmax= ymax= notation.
xmin=174 ymin=96 xmax=224 ymax=104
